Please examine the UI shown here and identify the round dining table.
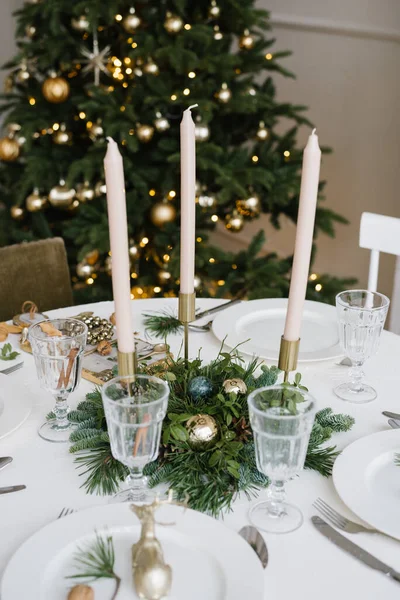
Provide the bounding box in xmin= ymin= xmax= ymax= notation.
xmin=1 ymin=297 xmax=399 ymax=600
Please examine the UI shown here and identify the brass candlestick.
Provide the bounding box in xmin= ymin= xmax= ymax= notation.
xmin=118 ymin=350 xmax=138 ymax=376
xmin=278 ymin=336 xmax=300 ymax=382
xmin=178 ymin=292 xmax=195 ymax=362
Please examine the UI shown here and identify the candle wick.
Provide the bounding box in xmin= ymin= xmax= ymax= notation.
xmin=311 ymin=128 xmax=317 ymax=135
xmin=186 ymin=104 xmax=199 ymax=112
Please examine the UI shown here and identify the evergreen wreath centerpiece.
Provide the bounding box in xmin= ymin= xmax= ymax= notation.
xmin=65 ymin=347 xmax=354 ymax=516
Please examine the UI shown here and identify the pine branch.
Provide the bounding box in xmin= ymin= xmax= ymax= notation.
xmin=143 ymin=311 xmax=182 ymax=338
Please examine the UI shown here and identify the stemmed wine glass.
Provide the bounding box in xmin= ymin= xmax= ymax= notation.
xmin=247 ymin=384 xmax=316 ymax=534
xmin=29 ymin=318 xmax=87 ymax=443
xmin=102 ymin=374 xmax=169 ymax=503
xmin=335 ymin=290 xmax=390 ymax=403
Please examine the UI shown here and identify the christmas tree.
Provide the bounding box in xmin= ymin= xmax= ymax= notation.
xmin=0 ymin=0 xmax=352 ymax=303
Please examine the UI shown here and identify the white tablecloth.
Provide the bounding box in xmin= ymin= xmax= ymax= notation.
xmin=1 ymin=298 xmax=400 ymax=600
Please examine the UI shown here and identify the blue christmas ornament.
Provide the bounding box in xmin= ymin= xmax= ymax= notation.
xmin=188 ymin=376 xmax=214 ymax=402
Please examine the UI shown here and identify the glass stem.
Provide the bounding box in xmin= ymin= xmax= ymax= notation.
xmin=349 ymin=362 xmax=365 ymax=392
xmin=127 ymin=467 xmax=147 ymax=501
xmin=266 ymin=480 xmax=286 ymax=518
xmin=53 ymin=394 xmax=69 ymax=429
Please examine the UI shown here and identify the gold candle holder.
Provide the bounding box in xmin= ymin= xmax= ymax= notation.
xmin=278 ymin=336 xmax=300 ymax=382
xmin=118 ymin=350 xmax=138 ymax=377
xmin=178 ymin=292 xmax=196 ymax=362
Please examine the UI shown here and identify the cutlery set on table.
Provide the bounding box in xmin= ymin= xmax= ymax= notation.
xmin=0 ymin=456 xmax=25 ymax=495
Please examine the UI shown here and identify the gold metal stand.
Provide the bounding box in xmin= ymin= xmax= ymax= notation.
xmin=118 ymin=350 xmax=138 ymax=376
xmin=178 ymin=292 xmax=196 ymax=362
xmin=278 ymin=336 xmax=300 ymax=382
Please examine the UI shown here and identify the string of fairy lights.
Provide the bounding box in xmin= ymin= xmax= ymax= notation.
xmin=1 ymin=0 xmax=323 ymax=297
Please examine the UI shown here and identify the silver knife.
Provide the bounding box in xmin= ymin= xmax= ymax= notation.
xmin=0 ymin=457 xmax=12 ymax=471
xmin=238 ymin=525 xmax=268 ymax=569
xmin=193 ymin=298 xmax=242 ymax=321
xmin=312 ymin=516 xmax=400 ymax=583
xmin=0 ymin=485 xmax=26 ymax=495
xmin=382 ymin=411 xmax=400 ymax=421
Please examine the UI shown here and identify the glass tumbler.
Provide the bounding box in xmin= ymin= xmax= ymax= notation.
xmin=102 ymin=374 xmax=169 ymax=503
xmin=247 ymin=385 xmax=316 ymax=534
xmin=335 ymin=290 xmax=390 ymax=403
xmin=29 ymin=318 xmax=87 ymax=443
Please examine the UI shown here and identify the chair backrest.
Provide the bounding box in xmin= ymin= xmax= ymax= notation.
xmin=0 ymin=237 xmax=73 ymax=321
xmin=359 ymin=212 xmax=400 ymax=333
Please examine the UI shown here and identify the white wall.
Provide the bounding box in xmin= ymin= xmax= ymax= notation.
xmin=0 ymin=0 xmax=22 ymax=92
xmin=212 ymin=0 xmax=400 ymax=299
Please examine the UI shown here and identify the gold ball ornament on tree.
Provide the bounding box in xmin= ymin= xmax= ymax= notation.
xmin=215 ymin=83 xmax=232 ymax=104
xmin=42 ymin=75 xmax=70 ymax=104
xmin=48 ymin=180 xmax=76 ymax=209
xmin=0 ymin=136 xmax=20 ymax=162
xmin=236 ymin=194 xmax=261 ymax=218
xmin=26 ymin=188 xmax=47 ymax=212
xmin=150 ymin=201 xmax=177 ymax=227
xmin=15 ymin=66 xmax=30 ymax=83
xmin=239 ymin=29 xmax=255 ymax=50
xmin=194 ymin=122 xmax=210 ymax=142
xmin=53 ymin=123 xmax=72 ymax=145
xmin=136 ymin=124 xmax=155 ymax=143
xmin=122 ymin=9 xmax=141 ymax=33
xmin=164 ymin=12 xmax=183 ymax=34
xmin=129 ymin=241 xmax=140 ymax=260
xmin=154 ymin=113 xmax=170 ymax=132
xmin=94 ymin=181 xmax=106 ymax=197
xmin=223 ymin=378 xmax=247 ymax=395
xmin=10 ymin=206 xmax=25 ymax=221
xmin=158 ymin=269 xmax=172 ymax=284
xmin=186 ymin=414 xmax=219 ymax=451
xmin=256 ymin=121 xmax=269 ymax=141
xmin=25 ymin=24 xmax=36 ymax=38
xmin=87 ymin=120 xmax=104 ymax=141
xmin=225 ymin=210 xmax=244 ymax=233
xmin=76 ymin=261 xmax=94 ymax=279
xmin=208 ymin=0 xmax=221 ymax=18
xmin=143 ymin=60 xmax=159 ymax=76
xmin=76 ymin=181 xmax=95 ymax=203
xmin=71 ymin=15 xmax=90 ymax=32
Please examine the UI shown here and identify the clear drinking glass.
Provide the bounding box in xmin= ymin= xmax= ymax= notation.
xmin=102 ymin=374 xmax=169 ymax=503
xmin=247 ymin=385 xmax=316 ymax=534
xmin=29 ymin=318 xmax=87 ymax=443
xmin=335 ymin=289 xmax=390 ymax=403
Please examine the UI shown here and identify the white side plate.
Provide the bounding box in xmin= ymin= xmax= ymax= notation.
xmin=0 ymin=373 xmax=32 ymax=440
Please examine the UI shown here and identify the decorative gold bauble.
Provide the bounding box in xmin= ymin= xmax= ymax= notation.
xmin=223 ymin=378 xmax=247 ymax=395
xmin=26 ymin=188 xmax=47 ymax=212
xmin=213 ymin=25 xmax=223 ymax=40
xmin=15 ymin=67 xmax=30 ymax=83
xmin=208 ymin=0 xmax=221 ymax=18
xmin=239 ymin=29 xmax=255 ymax=50
xmin=10 ymin=205 xmax=25 ymax=220
xmin=48 ymin=180 xmax=76 ymax=209
xmin=186 ymin=414 xmax=219 ymax=451
xmin=71 ymin=15 xmax=90 ymax=32
xmin=0 ymin=137 xmax=20 ymax=162
xmin=122 ymin=10 xmax=141 ymax=33
xmin=164 ymin=12 xmax=183 ymax=34
xmin=76 ymin=261 xmax=94 ymax=279
xmin=129 ymin=241 xmax=139 ymax=259
xmin=198 ymin=194 xmax=216 ymax=208
xmin=158 ymin=269 xmax=171 ymax=284
xmin=87 ymin=119 xmax=104 ymax=141
xmin=225 ymin=210 xmax=244 ymax=233
xmin=53 ymin=123 xmax=72 ymax=145
xmin=136 ymin=124 xmax=155 ymax=143
xmin=256 ymin=121 xmax=269 ymax=141
xmin=25 ymin=24 xmax=36 ymax=38
xmin=150 ymin=201 xmax=177 ymax=227
xmin=215 ymin=83 xmax=231 ymax=104
xmin=76 ymin=181 xmax=95 ymax=203
xmin=194 ymin=123 xmax=210 ymax=142
xmin=94 ymin=181 xmax=106 ymax=197
xmin=143 ymin=60 xmax=159 ymax=75
xmin=154 ymin=113 xmax=170 ymax=132
xmin=236 ymin=194 xmax=260 ymax=218
xmin=42 ymin=76 xmax=70 ymax=104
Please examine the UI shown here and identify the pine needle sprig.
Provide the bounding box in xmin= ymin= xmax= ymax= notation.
xmin=143 ymin=311 xmax=182 ymax=338
xmin=73 ymin=445 xmax=128 ymax=496
xmin=68 ymin=531 xmax=121 ymax=600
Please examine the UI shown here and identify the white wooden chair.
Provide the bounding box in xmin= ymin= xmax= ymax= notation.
xmin=359 ymin=212 xmax=400 ymax=334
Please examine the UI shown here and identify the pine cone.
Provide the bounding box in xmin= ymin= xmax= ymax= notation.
xmin=232 ymin=416 xmax=252 ymax=442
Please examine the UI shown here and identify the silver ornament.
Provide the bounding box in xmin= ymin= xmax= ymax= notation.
xmin=76 ymin=181 xmax=95 ymax=203
xmin=154 ymin=114 xmax=170 ymax=132
xmin=216 ymin=83 xmax=231 ymax=103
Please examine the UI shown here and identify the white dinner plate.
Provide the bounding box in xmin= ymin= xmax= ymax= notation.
xmin=333 ymin=430 xmax=400 ymax=540
xmin=212 ymin=298 xmax=341 ymax=362
xmin=0 ymin=373 xmax=32 ymax=440
xmin=1 ymin=503 xmax=264 ymax=600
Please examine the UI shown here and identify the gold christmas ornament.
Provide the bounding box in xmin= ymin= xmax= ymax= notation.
xmin=122 ymin=8 xmax=141 ymax=33
xmin=26 ymin=188 xmax=47 ymax=212
xmin=225 ymin=210 xmax=244 ymax=233
xmin=223 ymin=378 xmax=247 ymax=395
xmin=215 ymin=82 xmax=231 ymax=104
xmin=239 ymin=29 xmax=255 ymax=50
xmin=198 ymin=194 xmax=216 ymax=208
xmin=10 ymin=205 xmax=25 ymax=220
xmin=213 ymin=25 xmax=223 ymax=40
xmin=194 ymin=122 xmax=210 ymax=142
xmin=76 ymin=261 xmax=94 ymax=279
xmin=94 ymin=181 xmax=107 ymax=196
xmin=53 ymin=123 xmax=72 ymax=145
xmin=164 ymin=12 xmax=183 ymax=34
xmin=154 ymin=113 xmax=170 ymax=132
xmin=71 ymin=15 xmax=90 ymax=32
xmin=0 ymin=137 xmax=20 ymax=162
xmin=150 ymin=201 xmax=177 ymax=227
xmin=193 ymin=275 xmax=202 ymax=290
xmin=186 ymin=414 xmax=219 ymax=451
xmin=42 ymin=75 xmax=70 ymax=104
xmin=158 ymin=269 xmax=172 ymax=284
xmin=25 ymin=24 xmax=36 ymax=38
xmin=129 ymin=241 xmax=140 ymax=259
xmin=136 ymin=124 xmax=155 ymax=143
xmin=87 ymin=119 xmax=104 ymax=141
xmin=143 ymin=60 xmax=159 ymax=75
xmin=208 ymin=0 xmax=221 ymax=18
xmin=236 ymin=194 xmax=261 ymax=218
xmin=48 ymin=180 xmax=76 ymax=209
xmin=76 ymin=181 xmax=95 ymax=203
xmin=256 ymin=121 xmax=269 ymax=141
xmin=15 ymin=66 xmax=30 ymax=84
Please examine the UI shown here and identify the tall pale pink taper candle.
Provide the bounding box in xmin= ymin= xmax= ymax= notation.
xmin=283 ymin=129 xmax=322 ymax=341
xmin=180 ymin=105 xmax=198 ymax=294
xmin=104 ymin=137 xmax=135 ymax=353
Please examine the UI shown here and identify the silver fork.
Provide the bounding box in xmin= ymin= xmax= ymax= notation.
xmin=313 ymin=498 xmax=378 ymax=534
xmin=188 ymin=320 xmax=213 ymax=332
xmin=2 ymin=362 xmax=23 ymax=375
xmin=58 ymin=507 xmax=75 ymax=519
